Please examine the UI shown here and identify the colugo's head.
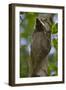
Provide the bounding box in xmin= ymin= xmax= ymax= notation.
xmin=36 ymin=14 xmax=53 ymax=32
xmin=36 ymin=14 xmax=52 ymax=39
xmin=38 ymin=14 xmax=53 ymax=26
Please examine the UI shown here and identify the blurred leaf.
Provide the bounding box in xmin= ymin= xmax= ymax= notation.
xmin=20 ymin=58 xmax=29 ymax=77
xmin=51 ymin=23 xmax=58 ymax=34
xmin=52 ymin=39 xmax=58 ymax=49
xmin=20 ymin=46 xmax=29 ymax=77
xmin=20 ymin=13 xmax=38 ymax=39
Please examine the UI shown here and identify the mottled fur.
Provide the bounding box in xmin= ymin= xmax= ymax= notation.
xmin=31 ymin=17 xmax=51 ymax=76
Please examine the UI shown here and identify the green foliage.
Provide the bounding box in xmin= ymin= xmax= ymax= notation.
xmin=52 ymin=39 xmax=58 ymax=49
xmin=48 ymin=52 xmax=58 ymax=76
xmin=51 ymin=23 xmax=58 ymax=34
xmin=20 ymin=46 xmax=29 ymax=77
xmin=48 ymin=19 xmax=58 ymax=76
xmin=20 ymin=13 xmax=37 ymax=39
xmin=20 ymin=12 xmax=38 ymax=77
